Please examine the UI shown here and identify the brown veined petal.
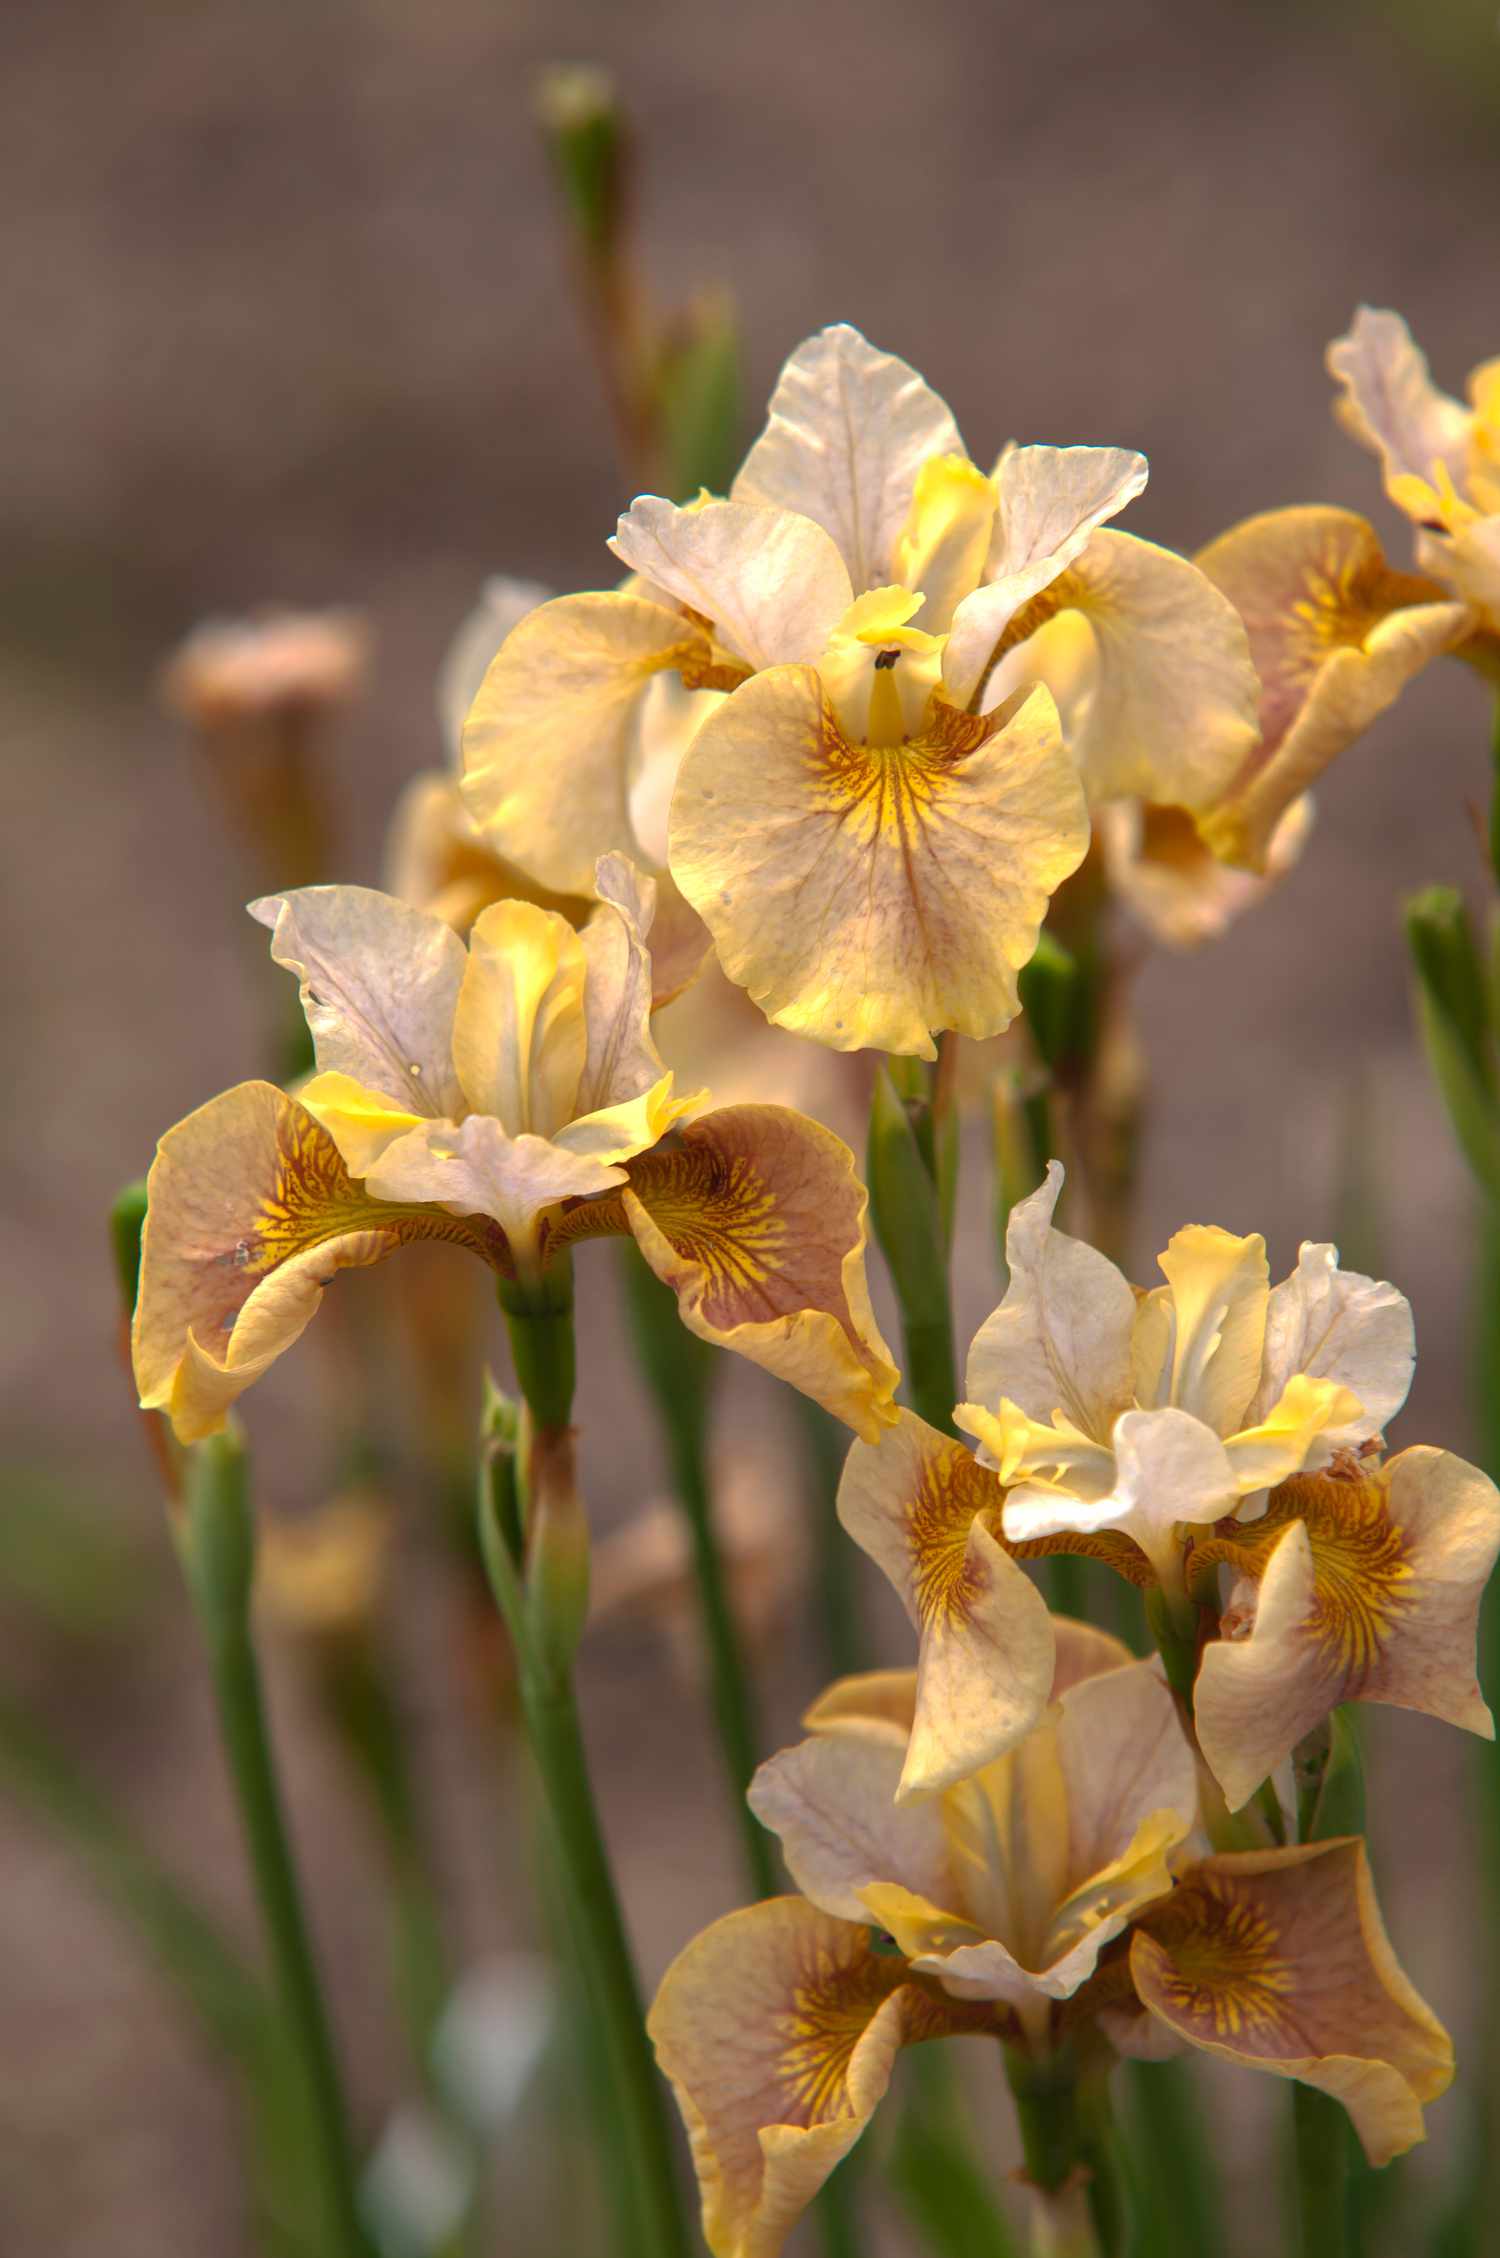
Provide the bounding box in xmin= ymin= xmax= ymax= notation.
xmin=668 ymin=669 xmax=1089 ymax=1058
xmin=132 ymin=1083 xmax=507 ymax=1443
xmin=1129 ymin=1841 xmax=1453 ymax=2165
xmin=649 ymin=1897 xmax=983 ymax=2258
xmin=588 ymin=1105 xmax=900 ymax=1440
xmin=1194 ymin=507 xmax=1472 ymax=871
xmin=836 ymin=1412 xmax=1055 ymax=1797
xmin=1190 ymin=1450 xmax=1500 ymax=1810
xmin=461 ymin=592 xmax=740 ymax=898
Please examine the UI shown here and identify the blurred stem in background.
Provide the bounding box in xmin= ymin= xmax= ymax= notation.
xmin=485 ymin=1261 xmax=690 ymax=2258
xmin=617 ymin=1244 xmax=778 ymax=1899
xmin=1407 ymin=870 xmax=1500 ymax=2256
xmin=535 ymin=65 xmax=742 ymax=505
xmin=179 ymin=1431 xmax=374 ymax=2258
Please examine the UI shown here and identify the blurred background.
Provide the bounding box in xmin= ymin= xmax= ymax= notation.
xmin=6 ymin=0 xmax=1500 ymax=2250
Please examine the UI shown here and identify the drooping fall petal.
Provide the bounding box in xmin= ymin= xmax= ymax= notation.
xmin=132 ymin=1083 xmax=506 ymax=1442
xmin=731 ymin=324 xmax=963 ymax=594
xmin=556 ymin=1104 xmax=900 ymax=1438
xmin=835 ymin=1411 xmax=1056 ymax=1795
xmin=648 ymin=1898 xmax=976 ymax=2258
xmin=1129 ymin=1840 xmax=1453 ymax=2164
xmin=461 ymin=592 xmax=736 ymax=897
xmin=1191 ymin=1450 xmax=1500 ymax=1809
xmin=668 ymin=669 xmax=1088 ymax=1056
xmin=1194 ymin=507 xmax=1470 ymax=871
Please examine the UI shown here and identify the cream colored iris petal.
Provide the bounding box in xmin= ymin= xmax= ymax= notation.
xmin=461 ymin=592 xmax=707 ymax=897
xmin=648 ymin=1897 xmax=946 ymax=2258
xmin=942 ymin=445 xmax=1149 ymax=705
xmin=1328 ymin=307 xmax=1472 ymax=507
xmin=1221 ymin=1373 xmax=1361 ymax=1495
xmin=575 ymin=854 xmax=670 ymax=1111
xmin=802 ymin=1669 xmax=918 ymax=1747
xmin=626 ymin=669 xmax=727 ymax=873
xmin=1014 ymin=531 xmax=1261 ymax=810
xmin=747 ymin=1733 xmax=954 ymax=1922
xmin=1250 ymin=1240 xmax=1414 ymax=1445
xmin=1056 ymin=1659 xmax=1200 ymax=1879
xmin=962 ymin=1160 xmax=1136 ymax=1444
xmin=1195 ymin=1450 xmax=1500 ymax=1810
xmin=363 ymin=1113 xmax=626 ymax=1249
xmin=249 ymin=886 xmax=467 ymax=1118
xmin=553 ymin=1072 xmax=695 ymax=1164
xmin=132 ymin=1083 xmax=505 ymax=1443
xmin=608 ymin=496 xmax=854 ymax=669
xmin=451 ymin=900 xmax=587 ymax=1136
xmin=731 ymin=324 xmax=963 ymax=593
xmin=1097 ymin=794 xmax=1315 ymax=951
xmin=669 ymin=668 xmax=1087 ymax=1057
xmin=835 ymin=1412 xmax=1056 ymax=1797
xmin=893 ymin=454 xmax=998 ymax=634
xmin=436 ymin=574 xmax=550 ymax=765
xmin=1130 ymin=1841 xmax=1453 ymax=2166
xmin=1194 ymin=507 xmax=1471 ymax=872
xmin=616 ymin=1105 xmax=901 ymax=1440
xmin=1133 ymin=1225 xmax=1270 ymax=1434
xmin=1444 ymin=514 xmax=1500 ymax=632
xmin=1000 ymin=1407 xmax=1239 ymax=1572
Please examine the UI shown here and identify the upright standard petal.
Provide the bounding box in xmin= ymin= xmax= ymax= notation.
xmin=668 ymin=671 xmax=1088 ymax=1057
xmin=836 ymin=1413 xmax=1056 ymax=1796
xmin=993 ymin=531 xmax=1260 ymax=811
xmin=132 ymin=1083 xmax=506 ymax=1442
xmin=574 ymin=855 xmax=673 ymax=1110
xmin=1192 ymin=1451 xmax=1500 ymax=1810
xmin=748 ymin=1730 xmax=955 ymax=1922
xmin=616 ymin=1107 xmax=899 ymax=1438
xmin=451 ymin=900 xmax=587 ymax=1136
xmin=249 ymin=886 xmax=467 ymax=1120
xmin=436 ymin=574 xmax=550 ymax=766
xmin=1135 ymin=1225 xmax=1270 ymax=1434
xmin=1130 ymin=1841 xmax=1453 ymax=2164
xmin=1249 ymin=1241 xmax=1415 ymax=1447
xmin=461 ymin=592 xmax=735 ymax=897
xmin=732 ymin=325 xmax=963 ymax=594
xmin=942 ymin=445 xmax=1149 ymax=704
xmin=609 ymin=498 xmax=853 ymax=669
xmin=1195 ymin=508 xmax=1470 ymax=871
xmin=1328 ymin=307 xmax=1472 ymax=505
xmin=649 ymin=1898 xmax=974 ymax=2258
xmin=963 ymin=1161 xmax=1136 ymax=1442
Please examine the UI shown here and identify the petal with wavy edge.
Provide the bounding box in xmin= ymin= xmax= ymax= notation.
xmin=1328 ymin=307 xmax=1472 ymax=504
xmin=942 ymin=445 xmax=1148 ymax=704
xmin=295 ymin=1069 xmax=426 ymax=1178
xmin=363 ymin=1114 xmax=627 ymax=1255
xmin=836 ymin=1413 xmax=1056 ymax=1796
xmin=802 ymin=1670 xmax=918 ymax=1746
xmin=995 ymin=530 xmax=1260 ymax=810
xmin=574 ymin=854 xmax=671 ymax=1110
xmin=748 ymin=1735 xmax=955 ymax=1922
xmin=669 ymin=668 xmax=1088 ymax=1057
xmin=448 ymin=899 xmax=587 ymax=1138
xmin=436 ymin=574 xmax=551 ymax=766
xmin=1192 ymin=1451 xmax=1500 ymax=1809
xmin=731 ymin=325 xmax=963 ymax=593
xmin=601 ymin=1105 xmax=900 ymax=1439
xmin=132 ymin=1083 xmax=506 ymax=1442
xmin=1250 ymin=1241 xmax=1415 ymax=1444
xmin=249 ymin=886 xmax=467 ymax=1118
xmin=461 ymin=592 xmax=725 ymax=897
xmin=963 ymin=1160 xmax=1136 ymax=1442
xmin=1221 ymin=1373 xmax=1361 ymax=1494
xmin=998 ymin=1406 xmax=1239 ymax=1572
xmin=1194 ymin=507 xmax=1470 ymax=871
xmin=609 ymin=497 xmax=853 ymax=669
xmin=1134 ymin=1224 xmax=1269 ymax=1434
xmin=648 ymin=1898 xmax=975 ymax=2258
xmin=1130 ymin=1841 xmax=1453 ymax=2165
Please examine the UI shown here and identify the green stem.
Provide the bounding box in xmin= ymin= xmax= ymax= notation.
xmin=1292 ymin=2084 xmax=1350 ymax=2258
xmin=489 ymin=1276 xmax=690 ymax=2258
xmin=796 ymin=1393 xmax=868 ymax=1679
xmin=617 ymin=1247 xmax=776 ymax=1898
xmin=180 ymin=1434 xmax=371 ymax=2258
xmin=1124 ymin=2060 xmax=1221 ymax=2258
xmin=1004 ymin=2044 xmax=1106 ymax=2257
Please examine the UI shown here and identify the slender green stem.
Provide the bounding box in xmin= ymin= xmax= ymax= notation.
xmin=617 ymin=1246 xmax=776 ymax=1898
xmin=1124 ymin=2060 xmax=1221 ymax=2258
xmin=180 ymin=1434 xmax=371 ymax=2258
xmin=1292 ymin=2084 xmax=1350 ymax=2258
xmin=796 ymin=1392 xmax=868 ymax=1679
xmin=490 ymin=1275 xmax=690 ymax=2258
